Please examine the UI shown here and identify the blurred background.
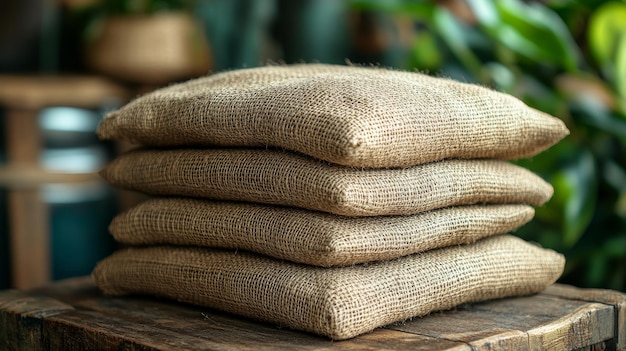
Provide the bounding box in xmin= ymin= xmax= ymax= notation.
xmin=0 ymin=0 xmax=624 ymax=292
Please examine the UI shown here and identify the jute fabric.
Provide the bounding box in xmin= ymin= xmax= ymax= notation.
xmin=92 ymin=235 xmax=565 ymax=340
xmin=100 ymin=148 xmax=553 ymax=217
xmin=110 ymin=198 xmax=535 ymax=266
xmin=97 ymin=64 xmax=569 ymax=168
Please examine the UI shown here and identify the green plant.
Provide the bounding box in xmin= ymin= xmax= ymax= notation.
xmin=72 ymin=0 xmax=196 ymax=49
xmin=351 ymin=0 xmax=626 ymax=291
xmin=95 ymin=0 xmax=189 ymax=14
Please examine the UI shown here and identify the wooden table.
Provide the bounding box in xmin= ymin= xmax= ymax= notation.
xmin=1 ymin=277 xmax=624 ymax=350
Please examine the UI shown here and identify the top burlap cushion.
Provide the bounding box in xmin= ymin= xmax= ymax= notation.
xmin=100 ymin=148 xmax=553 ymax=217
xmin=92 ymin=235 xmax=565 ymax=340
xmin=97 ymin=64 xmax=569 ymax=168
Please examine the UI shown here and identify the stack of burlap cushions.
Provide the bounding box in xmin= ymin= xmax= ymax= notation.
xmin=93 ymin=64 xmax=569 ymax=340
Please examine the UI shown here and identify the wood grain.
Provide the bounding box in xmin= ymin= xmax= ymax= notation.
xmin=1 ymin=279 xmax=624 ymax=351
xmin=5 ymin=108 xmax=50 ymax=289
xmin=0 ymin=75 xmax=129 ymax=109
xmin=543 ymin=284 xmax=626 ymax=351
xmin=0 ymin=289 xmax=74 ymax=351
xmin=36 ymin=280 xmax=467 ymax=351
xmin=0 ymin=166 xmax=101 ymax=188
xmin=526 ymin=303 xmax=614 ymax=350
xmin=43 ymin=310 xmax=469 ymax=351
xmin=388 ymin=293 xmax=616 ymax=350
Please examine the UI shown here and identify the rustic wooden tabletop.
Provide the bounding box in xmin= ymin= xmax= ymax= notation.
xmin=1 ymin=277 xmax=624 ymax=350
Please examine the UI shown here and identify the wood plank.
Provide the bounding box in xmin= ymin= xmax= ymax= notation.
xmin=469 ymin=294 xmax=595 ymax=317
xmin=389 ymin=308 xmax=537 ymax=350
xmin=27 ymin=277 xmax=468 ymax=350
xmin=27 ymin=277 xmax=467 ymax=350
xmin=0 ymin=289 xmax=74 ymax=351
xmin=7 ymin=190 xmax=50 ymax=289
xmin=0 ymin=75 xmax=129 ymax=109
xmin=471 ymin=295 xmax=615 ymax=350
xmin=468 ymin=330 xmax=530 ymax=351
xmin=3 ymin=279 xmax=620 ymax=351
xmin=6 ymin=108 xmax=40 ymax=165
xmin=5 ymin=108 xmax=50 ymax=289
xmin=43 ymin=308 xmax=468 ymax=351
xmin=0 ymin=166 xmax=101 ymax=188
xmin=29 ymin=276 xmax=96 ymax=300
xmin=347 ymin=329 xmax=470 ymax=351
xmin=526 ymin=303 xmax=614 ymax=351
xmin=543 ymin=284 xmax=626 ymax=351
xmin=389 ymin=293 xmax=615 ymax=351
xmin=470 ymin=293 xmax=616 ymax=350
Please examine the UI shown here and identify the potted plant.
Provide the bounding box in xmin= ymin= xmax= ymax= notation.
xmin=84 ymin=0 xmax=211 ymax=85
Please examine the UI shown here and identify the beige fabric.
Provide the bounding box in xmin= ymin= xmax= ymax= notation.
xmin=97 ymin=64 xmax=569 ymax=168
xmin=111 ymin=198 xmax=535 ymax=266
xmin=92 ymin=235 xmax=565 ymax=340
xmin=100 ymin=148 xmax=553 ymax=217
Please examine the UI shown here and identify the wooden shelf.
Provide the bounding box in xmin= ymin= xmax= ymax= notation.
xmin=0 ymin=74 xmax=129 ymax=289
xmin=0 ymin=166 xmax=101 ymax=188
xmin=0 ymin=75 xmax=129 ymax=109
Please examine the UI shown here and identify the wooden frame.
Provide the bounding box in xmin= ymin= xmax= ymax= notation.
xmin=0 ymin=75 xmax=128 ymax=289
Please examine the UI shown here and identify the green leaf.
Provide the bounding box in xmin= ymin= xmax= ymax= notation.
xmin=484 ymin=62 xmax=515 ymax=92
xmin=604 ymin=161 xmax=626 ymax=218
xmin=561 ymin=150 xmax=597 ymax=247
xmin=615 ymin=33 xmax=626 ymax=110
xmin=466 ymin=0 xmax=498 ymax=27
xmin=586 ymin=253 xmax=608 ymax=286
xmin=468 ymin=0 xmax=580 ymax=71
xmin=539 ymin=147 xmax=598 ymax=248
xmin=517 ymin=140 xmax=576 ymax=226
xmin=603 ymin=235 xmax=626 ymax=257
xmin=432 ymin=7 xmax=484 ymax=80
xmin=588 ymin=1 xmax=626 ymax=76
xmin=408 ymin=32 xmax=442 ymax=70
xmin=495 ymin=0 xmax=580 ymax=71
xmin=616 ymin=192 xmax=626 ymax=218
xmin=573 ymin=97 xmax=626 ymax=139
xmin=349 ymin=0 xmax=434 ymax=18
xmin=518 ymin=74 xmax=565 ymax=121
xmin=603 ymin=160 xmax=626 ymax=193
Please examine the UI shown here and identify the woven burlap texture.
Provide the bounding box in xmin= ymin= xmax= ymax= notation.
xmin=111 ymin=198 xmax=534 ymax=266
xmin=97 ymin=64 xmax=569 ymax=168
xmin=92 ymin=235 xmax=565 ymax=340
xmin=100 ymin=148 xmax=553 ymax=217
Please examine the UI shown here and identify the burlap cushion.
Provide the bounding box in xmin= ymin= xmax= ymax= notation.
xmin=92 ymin=235 xmax=565 ymax=340
xmin=111 ymin=198 xmax=534 ymax=266
xmin=96 ymin=64 xmax=569 ymax=168
xmin=100 ymin=148 xmax=553 ymax=217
